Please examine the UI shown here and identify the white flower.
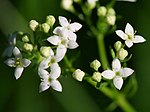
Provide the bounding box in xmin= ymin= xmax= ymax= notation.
xmin=116 ymin=23 xmax=146 ymax=48
xmin=102 ymin=58 xmax=134 ymax=90
xmin=58 ymin=16 xmax=82 ymax=33
xmin=116 ymin=0 xmax=136 ymax=2
xmin=38 ymin=63 xmax=62 ymax=92
xmin=4 ymin=47 xmax=31 ymax=79
xmin=72 ymin=69 xmax=85 ymax=81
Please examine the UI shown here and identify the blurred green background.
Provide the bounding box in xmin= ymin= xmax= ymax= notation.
xmin=0 ymin=0 xmax=150 ymax=112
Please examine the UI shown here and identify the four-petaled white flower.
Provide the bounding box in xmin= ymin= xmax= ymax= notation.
xmin=116 ymin=23 xmax=146 ymax=48
xmin=38 ymin=63 xmax=62 ymax=92
xmin=102 ymin=58 xmax=134 ymax=90
xmin=4 ymin=47 xmax=31 ymax=79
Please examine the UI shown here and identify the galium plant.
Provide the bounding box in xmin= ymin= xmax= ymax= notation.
xmin=3 ymin=0 xmax=146 ymax=112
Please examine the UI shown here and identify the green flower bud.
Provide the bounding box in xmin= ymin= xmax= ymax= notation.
xmin=40 ymin=46 xmax=51 ymax=57
xmin=46 ymin=15 xmax=55 ymax=26
xmin=114 ymin=41 xmax=122 ymax=51
xmin=23 ymin=43 xmax=33 ymax=52
xmin=92 ymin=72 xmax=102 ymax=82
xmin=41 ymin=23 xmax=50 ymax=33
xmin=97 ymin=6 xmax=107 ymax=17
xmin=106 ymin=15 xmax=116 ymax=26
xmin=29 ymin=20 xmax=39 ymax=31
xmin=90 ymin=59 xmax=101 ymax=71
xmin=22 ymin=35 xmax=29 ymax=42
xmin=72 ymin=69 xmax=85 ymax=82
xmin=117 ymin=48 xmax=128 ymax=60
xmin=107 ymin=8 xmax=116 ymax=16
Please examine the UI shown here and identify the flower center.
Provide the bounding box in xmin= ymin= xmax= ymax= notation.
xmin=48 ymin=57 xmax=55 ymax=66
xmin=15 ymin=58 xmax=21 ymax=66
xmin=127 ymin=34 xmax=134 ymax=40
xmin=116 ymin=71 xmax=120 ymax=76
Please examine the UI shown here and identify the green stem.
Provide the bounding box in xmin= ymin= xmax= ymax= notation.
xmin=84 ymin=77 xmax=136 ymax=112
xmin=96 ymin=34 xmax=110 ymax=69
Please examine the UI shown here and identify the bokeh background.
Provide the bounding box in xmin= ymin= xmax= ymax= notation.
xmin=0 ymin=0 xmax=150 ymax=112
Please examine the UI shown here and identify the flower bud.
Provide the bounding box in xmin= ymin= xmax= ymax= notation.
xmin=90 ymin=59 xmax=101 ymax=71
xmin=41 ymin=23 xmax=50 ymax=33
xmin=61 ymin=0 xmax=74 ymax=12
xmin=97 ymin=6 xmax=107 ymax=17
xmin=92 ymin=72 xmax=102 ymax=82
xmin=29 ymin=20 xmax=39 ymax=31
xmin=87 ymin=0 xmax=98 ymax=9
xmin=23 ymin=43 xmax=33 ymax=52
xmin=40 ymin=46 xmax=51 ymax=57
xmin=22 ymin=35 xmax=29 ymax=42
xmin=72 ymin=69 xmax=85 ymax=82
xmin=107 ymin=8 xmax=116 ymax=16
xmin=117 ymin=48 xmax=128 ymax=60
xmin=46 ymin=15 xmax=55 ymax=26
xmin=114 ymin=41 xmax=122 ymax=51
xmin=106 ymin=15 xmax=116 ymax=26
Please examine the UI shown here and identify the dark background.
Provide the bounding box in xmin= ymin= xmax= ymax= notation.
xmin=0 ymin=0 xmax=150 ymax=112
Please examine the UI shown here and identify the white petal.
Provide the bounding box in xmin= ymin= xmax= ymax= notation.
xmin=61 ymin=28 xmax=69 ymax=38
xmin=53 ymin=27 xmax=63 ymax=34
xmin=120 ymin=68 xmax=134 ymax=77
xmin=115 ymin=30 xmax=126 ymax=40
xmin=112 ymin=58 xmax=121 ymax=72
xmin=125 ymin=40 xmax=133 ymax=48
xmin=14 ymin=66 xmax=24 ymax=79
xmin=22 ymin=59 xmax=31 ymax=67
xmin=59 ymin=16 xmax=69 ymax=27
xmin=55 ymin=45 xmax=67 ymax=62
xmin=47 ymin=35 xmax=61 ymax=45
xmin=38 ymin=69 xmax=49 ymax=80
xmin=125 ymin=23 xmax=134 ymax=35
xmin=50 ymin=63 xmax=61 ymax=79
xmin=113 ymin=76 xmax=123 ymax=90
xmin=4 ymin=58 xmax=16 ymax=67
xmin=102 ymin=70 xmax=115 ymax=79
xmin=51 ymin=80 xmax=62 ymax=92
xmin=39 ymin=59 xmax=49 ymax=69
xmin=133 ymin=35 xmax=146 ymax=43
xmin=39 ymin=81 xmax=50 ymax=92
xmin=67 ymin=40 xmax=79 ymax=49
xmin=67 ymin=31 xmax=77 ymax=41
xmin=13 ymin=47 xmax=22 ymax=58
xmin=69 ymin=22 xmax=82 ymax=32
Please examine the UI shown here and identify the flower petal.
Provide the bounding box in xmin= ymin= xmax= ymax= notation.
xmin=53 ymin=27 xmax=63 ymax=34
xmin=4 ymin=58 xmax=16 ymax=67
xmin=113 ymin=76 xmax=123 ymax=90
xmin=120 ymin=68 xmax=134 ymax=77
xmin=38 ymin=69 xmax=49 ymax=80
xmin=125 ymin=23 xmax=134 ymax=35
xmin=50 ymin=63 xmax=61 ymax=79
xmin=14 ymin=66 xmax=24 ymax=79
xmin=59 ymin=16 xmax=69 ymax=27
xmin=115 ymin=30 xmax=126 ymax=40
xmin=125 ymin=40 xmax=133 ymax=48
xmin=67 ymin=30 xmax=77 ymax=41
xmin=51 ymin=80 xmax=62 ymax=92
xmin=69 ymin=22 xmax=82 ymax=32
xmin=13 ymin=47 xmax=22 ymax=58
xmin=39 ymin=81 xmax=50 ymax=93
xmin=67 ymin=40 xmax=79 ymax=49
xmin=22 ymin=59 xmax=31 ymax=67
xmin=39 ymin=59 xmax=49 ymax=69
xmin=133 ymin=35 xmax=146 ymax=43
xmin=102 ymin=70 xmax=115 ymax=79
xmin=112 ymin=58 xmax=121 ymax=72
xmin=55 ymin=45 xmax=67 ymax=62
xmin=3 ymin=46 xmax=14 ymax=57
xmin=47 ymin=35 xmax=61 ymax=45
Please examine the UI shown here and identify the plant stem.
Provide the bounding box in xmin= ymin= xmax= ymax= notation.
xmin=96 ymin=34 xmax=110 ymax=69
xmin=84 ymin=77 xmax=136 ymax=112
